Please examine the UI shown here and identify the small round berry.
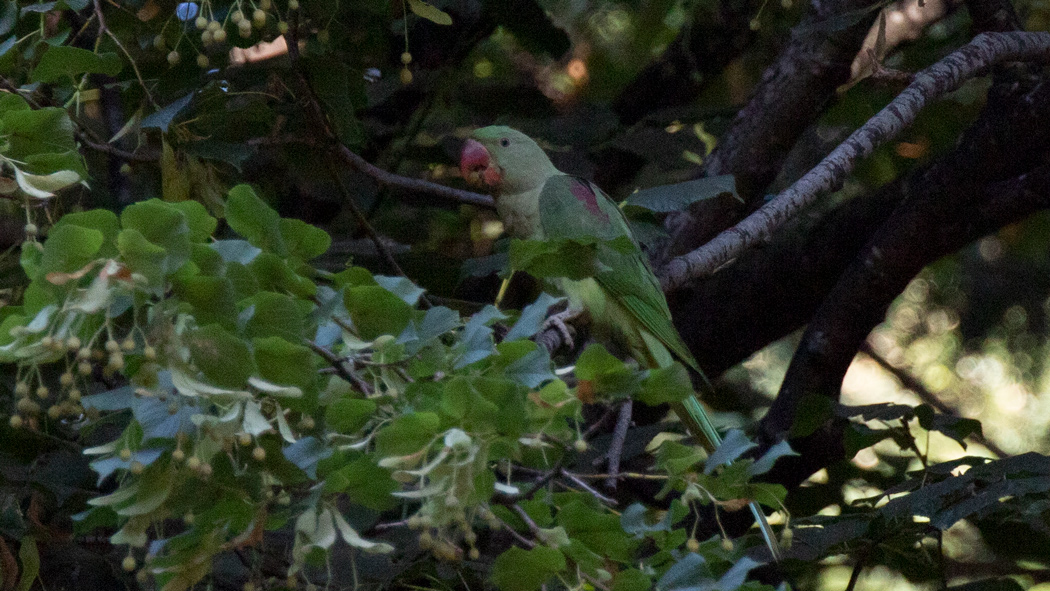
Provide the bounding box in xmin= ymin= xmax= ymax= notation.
xmin=41 ymin=336 xmax=53 ymax=349
xmin=238 ymin=432 xmax=252 ymax=446
xmin=122 ymin=555 xmax=137 ymax=572
xmin=749 ymin=18 xmax=760 ymax=30
xmin=35 ymin=385 xmax=49 ymax=399
xmin=153 ymin=34 xmax=165 ymax=49
xmin=129 ymin=461 xmax=145 ymax=474
xmin=184 ymin=512 xmax=195 ymax=524
xmin=573 ymin=439 xmax=588 ymax=453
xmin=59 ymin=372 xmax=74 ymax=387
xmin=213 ymin=28 xmax=227 ymax=43
xmin=120 ymin=448 xmax=133 ymax=461
xmin=686 ymin=537 xmax=700 ymax=552
xmin=195 ymin=15 xmax=208 ymax=29
xmin=400 ymin=67 xmax=412 ymax=85
xmin=207 ymin=19 xmax=221 ymax=31
xmin=136 ymin=570 xmax=149 ymax=584
xmin=77 ymin=361 xmax=92 ymax=376
xmin=24 ymin=223 xmax=38 ymax=237
xmin=186 ymin=456 xmax=202 ymax=471
xmin=168 ymin=50 xmax=181 ymax=65
xmin=9 ymin=415 xmax=23 ymax=429
xmin=68 ymin=388 xmax=81 ymax=402
xmin=401 ymin=51 xmax=412 ymax=65
xmin=252 ymin=9 xmax=266 ymax=28
xmin=16 ymin=398 xmax=39 ymax=414
xmin=77 ymin=347 xmax=91 ymax=360
xmin=197 ymin=54 xmax=210 ymax=68
xmin=14 ymin=382 xmax=29 ymax=397
xmin=121 ymin=337 xmax=135 ymax=351
xmin=277 ymin=20 xmax=288 ymax=34
xmin=288 ymin=0 xmax=299 ymax=9
xmin=66 ymin=336 xmax=81 ymax=351
xmin=231 ymin=9 xmax=244 ymax=23
xmin=108 ymin=352 xmax=125 ymax=371
xmin=260 ymin=0 xmax=272 ymax=10
xmin=201 ymin=30 xmax=213 ymax=44
xmin=143 ymin=346 xmax=157 ymax=361
xmin=239 ymin=20 xmax=253 ymax=37
xmin=105 ymin=339 xmax=119 ymax=353
xmin=468 ymin=547 xmax=480 ymax=560
xmin=172 ymin=448 xmax=186 ymax=462
xmin=200 ymin=463 xmax=213 ymax=477
xmin=720 ymin=537 xmax=734 ymax=551
xmin=298 ymin=416 xmax=315 ymax=430
xmin=252 ymin=446 xmax=266 ymax=461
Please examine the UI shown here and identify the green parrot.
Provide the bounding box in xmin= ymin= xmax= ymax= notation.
xmin=460 ymin=126 xmax=781 ymax=561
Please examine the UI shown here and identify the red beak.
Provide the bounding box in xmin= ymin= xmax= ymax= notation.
xmin=460 ymin=138 xmax=502 ymax=187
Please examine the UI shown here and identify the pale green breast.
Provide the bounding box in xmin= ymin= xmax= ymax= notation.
xmin=496 ymin=189 xmax=543 ymax=240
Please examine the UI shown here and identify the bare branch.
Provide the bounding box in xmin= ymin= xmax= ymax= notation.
xmin=282 ymin=17 xmax=492 ymax=211
xmin=660 ymin=31 xmax=1050 ymax=291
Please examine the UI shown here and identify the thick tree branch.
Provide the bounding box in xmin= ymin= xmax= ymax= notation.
xmin=657 ymin=0 xmax=886 ymax=263
xmin=760 ymin=0 xmax=1050 ymax=443
xmin=660 ymin=31 xmax=1050 ymax=291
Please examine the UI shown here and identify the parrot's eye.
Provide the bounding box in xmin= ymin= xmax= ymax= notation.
xmin=499 ymin=138 xmax=510 ymax=147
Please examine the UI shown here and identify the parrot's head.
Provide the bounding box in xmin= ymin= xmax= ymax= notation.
xmin=460 ymin=126 xmax=557 ymax=194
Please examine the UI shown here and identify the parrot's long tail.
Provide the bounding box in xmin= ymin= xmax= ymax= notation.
xmin=671 ymin=396 xmax=783 ymax=563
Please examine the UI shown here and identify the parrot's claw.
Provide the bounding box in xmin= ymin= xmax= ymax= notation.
xmin=543 ymin=309 xmax=580 ymax=351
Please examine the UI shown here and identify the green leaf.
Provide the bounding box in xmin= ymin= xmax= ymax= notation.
xmin=325 ymin=398 xmax=376 ymax=434
xmin=374 ymin=275 xmax=425 ymax=306
xmin=625 ymin=175 xmax=739 ymax=213
xmin=504 ymin=292 xmax=564 ymax=342
xmin=16 ymin=535 xmax=39 ymax=591
xmin=637 ymin=363 xmax=693 ymax=405
xmin=39 ymin=224 xmax=103 ymax=275
xmin=375 ymin=412 xmax=440 ymax=457
xmin=30 ymin=46 xmax=121 ymax=83
xmin=704 ymin=430 xmax=757 ymax=474
xmin=2 ymin=107 xmax=77 ymax=162
xmin=51 ymin=209 xmax=119 ymax=256
xmin=344 ymin=285 xmax=413 ymax=340
xmin=120 ymin=199 xmax=192 ymax=274
xmin=557 ymin=499 xmax=635 ymax=561
xmin=173 ymin=275 xmax=238 ymax=328
xmin=282 ymin=437 xmax=332 ymax=479
xmin=225 ymin=184 xmax=287 ymax=256
xmin=140 ymin=92 xmax=193 ymax=132
xmin=510 ymin=239 xmax=605 ymax=280
xmin=187 ymin=324 xmax=255 ymax=388
xmin=322 ymin=455 xmax=397 ymax=510
xmin=167 ymin=199 xmax=217 ymax=243
xmin=612 ymin=568 xmax=652 ymax=591
xmin=302 ymin=56 xmax=363 ymax=147
xmin=490 ymin=546 xmax=566 ymax=591
xmin=914 ymin=404 xmax=982 ymax=449
xmin=280 ymin=217 xmax=331 ymax=260
xmin=117 ymin=228 xmax=167 ymax=286
xmin=244 ymin=292 xmax=307 ymax=342
xmin=407 ymin=0 xmax=452 ymax=25
xmin=252 ymin=336 xmax=317 ymax=396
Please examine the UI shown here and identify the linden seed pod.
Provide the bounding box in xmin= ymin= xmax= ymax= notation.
xmin=122 ymin=555 xmax=137 ymax=572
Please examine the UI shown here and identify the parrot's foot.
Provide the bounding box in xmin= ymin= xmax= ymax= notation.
xmin=543 ymin=308 xmax=582 ymax=351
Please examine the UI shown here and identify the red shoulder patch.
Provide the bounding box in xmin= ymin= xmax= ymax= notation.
xmin=569 ymin=178 xmax=609 ymax=221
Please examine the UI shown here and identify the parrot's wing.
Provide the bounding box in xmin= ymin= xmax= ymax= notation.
xmin=538 ymin=175 xmax=701 ymax=373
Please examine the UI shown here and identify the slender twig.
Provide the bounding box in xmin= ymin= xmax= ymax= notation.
xmin=305 ymin=340 xmax=373 ymax=394
xmin=859 ymin=341 xmax=1008 ymax=458
xmin=324 ymin=156 xmax=414 ymax=277
xmin=76 ymin=132 xmax=157 ymax=163
xmin=659 ymin=31 xmax=1050 ymax=290
xmin=491 ymin=513 xmax=536 ymax=549
xmin=510 ymin=504 xmax=544 ymax=539
xmin=93 ymin=0 xmax=157 ymax=108
xmin=603 ymin=400 xmax=633 ymax=490
xmin=560 ymin=469 xmax=617 ymax=505
xmin=844 ymin=548 xmax=870 ymax=591
xmin=282 ymin=15 xmax=492 ymax=210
